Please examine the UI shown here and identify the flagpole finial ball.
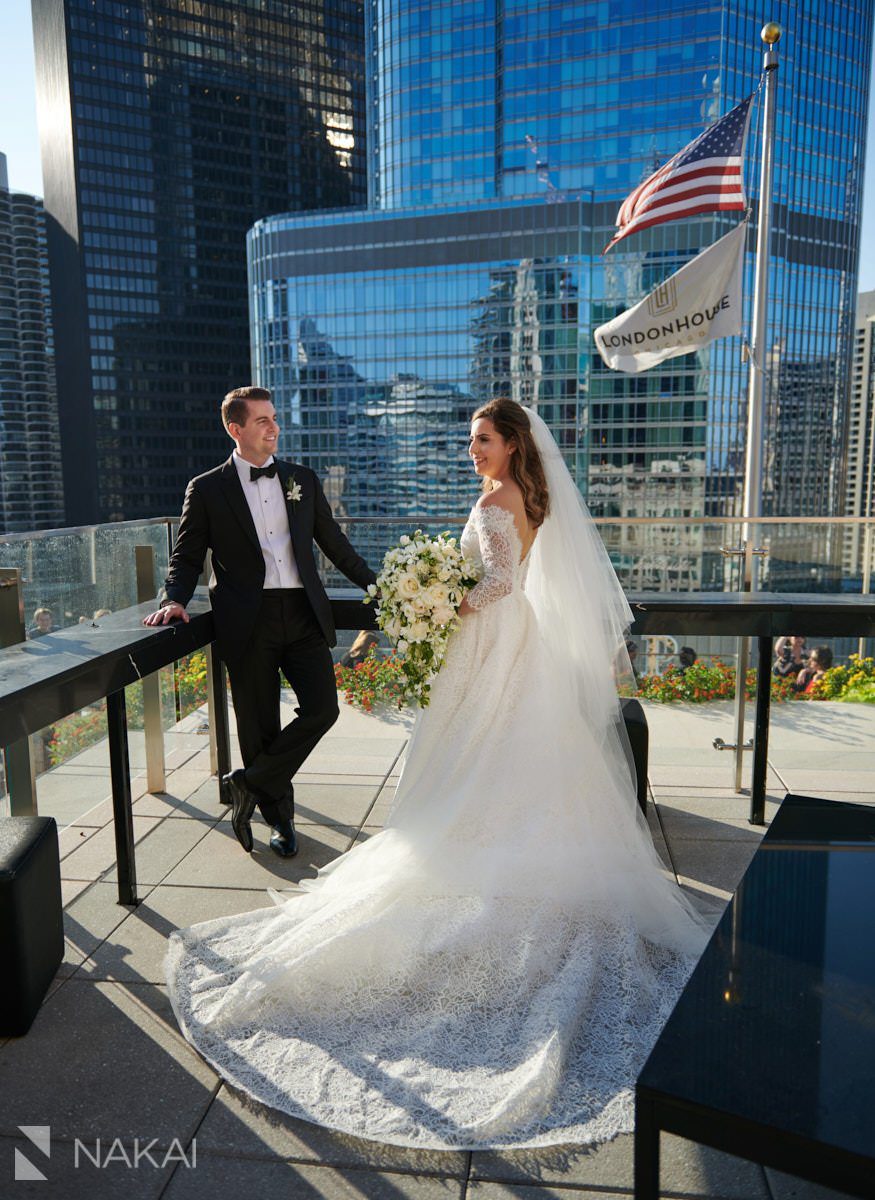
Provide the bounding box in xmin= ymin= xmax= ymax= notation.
xmin=761 ymin=22 xmax=782 ymax=44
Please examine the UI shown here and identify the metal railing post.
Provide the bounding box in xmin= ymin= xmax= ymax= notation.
xmin=859 ymin=523 xmax=873 ymax=660
xmin=732 ymin=632 xmax=750 ymax=792
xmin=205 ymin=645 xmax=231 ymax=785
xmin=107 ymin=688 xmax=137 ymax=906
xmin=0 ymin=568 xmax=37 ymax=816
xmin=135 ymin=545 xmax=166 ymax=793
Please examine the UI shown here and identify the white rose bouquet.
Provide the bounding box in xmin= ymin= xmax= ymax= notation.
xmin=365 ymin=530 xmax=478 ymax=706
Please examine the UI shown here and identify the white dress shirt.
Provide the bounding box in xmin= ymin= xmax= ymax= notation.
xmin=232 ymin=451 xmax=303 ymax=589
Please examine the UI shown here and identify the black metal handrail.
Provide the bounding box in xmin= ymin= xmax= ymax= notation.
xmin=1 ymin=588 xmax=874 ymax=907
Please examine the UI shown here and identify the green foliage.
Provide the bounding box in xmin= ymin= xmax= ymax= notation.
xmin=334 ymin=651 xmax=413 ymax=712
xmin=635 ymin=659 xmax=799 ymax=704
xmin=806 ymin=653 xmax=875 ymax=703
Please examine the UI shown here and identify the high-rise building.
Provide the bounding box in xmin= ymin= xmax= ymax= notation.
xmin=0 ymin=152 xmax=65 ymax=533
xmin=248 ymin=0 xmax=872 ymax=591
xmin=32 ymin=0 xmax=367 ymax=523
xmin=843 ymin=290 xmax=875 ymax=582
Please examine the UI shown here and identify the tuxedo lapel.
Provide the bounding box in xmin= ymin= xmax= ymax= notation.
xmin=277 ymin=462 xmax=305 ymax=550
xmin=219 ymin=456 xmax=261 ymax=553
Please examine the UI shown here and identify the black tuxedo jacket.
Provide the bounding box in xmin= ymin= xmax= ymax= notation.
xmin=160 ymin=456 xmax=376 ymax=666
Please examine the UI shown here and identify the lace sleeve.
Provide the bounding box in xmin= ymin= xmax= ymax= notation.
xmin=465 ymin=505 xmax=518 ymax=610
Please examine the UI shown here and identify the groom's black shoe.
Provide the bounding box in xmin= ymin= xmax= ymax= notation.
xmin=269 ymin=819 xmax=298 ymax=858
xmin=223 ymin=769 xmax=257 ymax=853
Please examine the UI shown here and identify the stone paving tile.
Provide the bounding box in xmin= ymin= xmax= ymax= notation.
xmin=60 ymin=816 xmax=162 ymax=881
xmin=298 ymin=755 xmax=403 ymax=777
xmin=770 ymin=770 xmax=875 ymax=795
xmin=65 ymin=796 xmax=118 ymax=828
xmin=162 ymin=767 xmax=224 ymax=798
xmin=467 ymin=1185 xmax=623 ymax=1199
xmin=61 ymin=880 xmax=154 ymax=977
xmin=61 ymin=877 xmax=92 ymax=906
xmin=44 ymin=763 xmax=113 ymax=775
xmin=0 ymin=1132 xmax=175 ymax=1199
xmin=327 ymin=702 xmax=416 ymax=739
xmin=767 ymin=791 xmax=875 ymax=806
xmin=470 ymin=1132 xmax=769 ymax=1197
xmin=195 ymin=1084 xmax=468 ymax=1176
xmin=133 ymin=780 xmax=225 ymax=821
xmin=162 ymin=1156 xmax=465 ymax=1200
xmin=303 ymin=735 xmax=409 ymax=760
xmin=178 ymin=747 xmax=238 ymax=775
xmin=293 ymin=781 xmax=382 ymax=826
xmin=58 ymin=823 xmax=102 ymax=860
xmin=101 ymin=817 xmax=214 ymax=885
xmin=295 ymin=772 xmax=388 ymax=787
xmin=161 ymin=822 xmax=353 ymax=890
xmin=83 ymin=886 xmax=274 ymax=984
xmin=39 ymin=786 xmax=145 ymax=832
xmin=648 ymin=746 xmax=756 ymax=768
xmin=0 ymin=981 xmax=218 ymax=1143
xmin=671 ymin=839 xmax=762 ymax=899
xmin=764 ymin=1167 xmax=860 ymax=1199
xmin=649 ymin=763 xmax=786 ymax=789
xmin=767 ymin=702 xmax=875 ymax=737
xmin=649 ymin=790 xmax=783 ymax=821
xmin=656 ymin=808 xmax=768 ymax=843
xmin=768 ymin=750 xmax=875 ymax=771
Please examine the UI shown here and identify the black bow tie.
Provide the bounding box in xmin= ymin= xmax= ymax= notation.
xmin=250 ymin=462 xmax=277 ymax=482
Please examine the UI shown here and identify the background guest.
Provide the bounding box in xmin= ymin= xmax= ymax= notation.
xmin=26 ymin=607 xmax=54 ymax=638
xmin=794 ymin=645 xmax=833 ymax=694
xmin=774 ymin=635 xmax=808 ymax=679
xmin=340 ymin=630 xmax=380 ymax=669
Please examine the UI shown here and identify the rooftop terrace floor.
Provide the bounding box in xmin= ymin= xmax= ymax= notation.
xmin=2 ymin=696 xmax=871 ymax=1199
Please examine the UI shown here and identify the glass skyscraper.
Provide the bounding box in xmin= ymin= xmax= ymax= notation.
xmin=33 ymin=0 xmax=367 ymax=523
xmin=249 ymin=0 xmax=872 ymax=588
xmin=0 ymin=153 xmax=65 ymax=533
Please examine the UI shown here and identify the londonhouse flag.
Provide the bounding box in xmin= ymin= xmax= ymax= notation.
xmin=594 ymin=221 xmax=746 ymax=373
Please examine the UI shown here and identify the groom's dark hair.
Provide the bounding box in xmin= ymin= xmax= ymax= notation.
xmin=222 ymin=385 xmax=272 ymax=431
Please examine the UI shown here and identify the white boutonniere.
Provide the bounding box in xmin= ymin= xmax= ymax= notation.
xmin=285 ymin=476 xmax=303 ymax=504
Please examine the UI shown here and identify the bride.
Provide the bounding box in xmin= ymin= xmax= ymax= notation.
xmin=166 ymin=398 xmax=710 ymax=1150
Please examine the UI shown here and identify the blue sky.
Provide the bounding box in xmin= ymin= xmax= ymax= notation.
xmin=2 ymin=0 xmax=873 ymax=291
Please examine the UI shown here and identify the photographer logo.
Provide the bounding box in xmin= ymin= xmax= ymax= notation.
xmin=15 ymin=1126 xmax=50 ymax=1182
xmin=13 ymin=1126 xmax=196 ymax=1182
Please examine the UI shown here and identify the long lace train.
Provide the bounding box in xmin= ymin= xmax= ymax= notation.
xmin=166 ymin=503 xmax=711 ymax=1148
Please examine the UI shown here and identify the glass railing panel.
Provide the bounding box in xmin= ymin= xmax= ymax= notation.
xmin=324 ymin=516 xmax=875 ymax=604
xmin=0 ymin=519 xmax=172 ymax=636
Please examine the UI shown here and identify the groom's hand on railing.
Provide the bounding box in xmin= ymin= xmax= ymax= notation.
xmin=143 ymin=602 xmax=189 ymax=627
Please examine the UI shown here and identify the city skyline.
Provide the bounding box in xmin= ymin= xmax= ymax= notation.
xmin=3 ymin=0 xmax=875 ymax=291
xmin=29 ymin=0 xmax=367 ymax=523
xmin=249 ymin=0 xmax=872 ymax=601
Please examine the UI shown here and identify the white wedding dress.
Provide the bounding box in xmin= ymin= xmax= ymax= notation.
xmin=166 ymin=498 xmax=711 ymax=1150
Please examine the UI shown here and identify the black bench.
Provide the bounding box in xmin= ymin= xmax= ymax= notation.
xmin=0 ymin=816 xmax=64 ymax=1035
xmin=634 ymin=793 xmax=875 ymax=1199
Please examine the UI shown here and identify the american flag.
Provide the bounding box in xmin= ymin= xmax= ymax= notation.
xmin=604 ymin=94 xmax=754 ymax=253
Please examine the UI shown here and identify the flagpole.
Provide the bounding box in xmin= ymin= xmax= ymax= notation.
xmin=732 ymin=22 xmax=781 ymax=798
xmin=742 ymin=22 xmax=781 ymax=565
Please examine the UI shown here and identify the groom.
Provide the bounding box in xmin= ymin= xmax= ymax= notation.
xmin=144 ymin=386 xmax=377 ymax=857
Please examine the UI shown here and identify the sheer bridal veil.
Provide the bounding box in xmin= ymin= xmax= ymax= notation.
xmin=524 ymin=407 xmax=639 ymax=793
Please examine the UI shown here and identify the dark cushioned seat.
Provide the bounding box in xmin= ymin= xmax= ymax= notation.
xmin=0 ymin=817 xmax=64 ymax=1035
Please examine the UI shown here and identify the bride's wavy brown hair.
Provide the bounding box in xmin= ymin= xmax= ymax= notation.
xmin=472 ymin=398 xmax=550 ymax=528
